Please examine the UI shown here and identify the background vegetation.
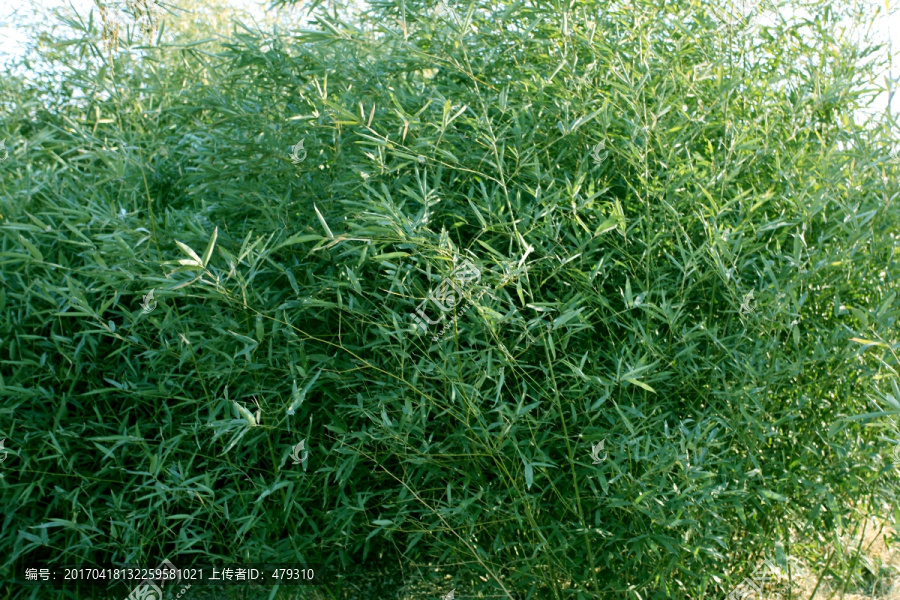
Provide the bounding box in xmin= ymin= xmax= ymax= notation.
xmin=1 ymin=0 xmax=899 ymax=598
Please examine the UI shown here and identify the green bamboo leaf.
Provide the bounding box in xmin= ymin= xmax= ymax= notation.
xmin=18 ymin=234 xmax=43 ymax=261
xmin=371 ymin=252 xmax=409 ymax=261
xmin=174 ymin=240 xmax=203 ymax=266
xmin=233 ymin=400 xmax=258 ymax=426
xmin=624 ymin=378 xmax=656 ymax=393
xmin=202 ymin=226 xmax=218 ymax=267
xmin=314 ymin=204 xmax=334 ymax=239
xmin=759 ymin=489 xmax=788 ymax=502
xmin=850 ymin=337 xmax=889 ymax=348
xmin=273 ymin=234 xmax=324 ymax=251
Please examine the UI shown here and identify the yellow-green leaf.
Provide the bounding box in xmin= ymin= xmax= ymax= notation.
xmin=624 ymin=378 xmax=656 ymax=393
xmin=18 ymin=234 xmax=43 ymax=261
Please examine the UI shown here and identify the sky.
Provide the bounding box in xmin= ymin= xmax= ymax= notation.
xmin=0 ymin=0 xmax=276 ymax=58
xmin=0 ymin=0 xmax=897 ymax=116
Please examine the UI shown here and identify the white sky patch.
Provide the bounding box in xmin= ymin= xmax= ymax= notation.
xmin=0 ymin=0 xmax=896 ymax=115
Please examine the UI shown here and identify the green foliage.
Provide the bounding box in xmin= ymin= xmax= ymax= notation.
xmin=1 ymin=0 xmax=899 ymax=598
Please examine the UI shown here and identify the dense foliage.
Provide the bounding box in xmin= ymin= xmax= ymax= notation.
xmin=1 ymin=0 xmax=899 ymax=598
